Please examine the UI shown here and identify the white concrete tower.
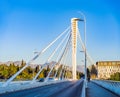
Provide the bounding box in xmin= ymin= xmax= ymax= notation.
xmin=71 ymin=18 xmax=79 ymax=80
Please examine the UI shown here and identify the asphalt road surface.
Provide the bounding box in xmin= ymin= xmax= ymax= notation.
xmin=0 ymin=80 xmax=83 ymax=97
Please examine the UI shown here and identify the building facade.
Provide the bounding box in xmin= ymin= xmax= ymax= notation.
xmin=96 ymin=61 xmax=120 ymax=79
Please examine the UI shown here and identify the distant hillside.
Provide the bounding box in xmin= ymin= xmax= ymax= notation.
xmin=0 ymin=60 xmax=57 ymax=69
xmin=0 ymin=61 xmax=84 ymax=73
xmin=0 ymin=60 xmax=39 ymax=68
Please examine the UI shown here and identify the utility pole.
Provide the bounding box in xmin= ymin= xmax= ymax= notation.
xmin=78 ymin=11 xmax=87 ymax=88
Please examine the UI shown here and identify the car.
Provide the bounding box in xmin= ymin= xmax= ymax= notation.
xmin=47 ymin=77 xmax=55 ymax=81
xmin=38 ymin=78 xmax=45 ymax=82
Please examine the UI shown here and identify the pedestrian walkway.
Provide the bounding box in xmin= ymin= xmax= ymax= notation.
xmin=86 ymin=82 xmax=119 ymax=97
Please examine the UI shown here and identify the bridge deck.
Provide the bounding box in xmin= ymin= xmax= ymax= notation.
xmin=86 ymin=82 xmax=119 ymax=97
xmin=0 ymin=80 xmax=83 ymax=97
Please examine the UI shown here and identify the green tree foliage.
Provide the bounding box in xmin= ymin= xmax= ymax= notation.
xmin=110 ymin=72 xmax=120 ymax=81
xmin=8 ymin=63 xmax=18 ymax=78
xmin=77 ymin=71 xmax=84 ymax=79
xmin=90 ymin=65 xmax=97 ymax=79
xmin=21 ymin=60 xmax=25 ymax=67
xmin=35 ymin=66 xmax=39 ymax=73
xmin=87 ymin=68 xmax=90 ymax=81
xmin=0 ymin=61 xmax=84 ymax=81
xmin=0 ymin=60 xmax=35 ymax=81
xmin=0 ymin=64 xmax=9 ymax=79
xmin=65 ymin=70 xmax=72 ymax=79
xmin=51 ymin=67 xmax=56 ymax=77
xmin=38 ymin=69 xmax=45 ymax=79
xmin=56 ymin=65 xmax=62 ymax=78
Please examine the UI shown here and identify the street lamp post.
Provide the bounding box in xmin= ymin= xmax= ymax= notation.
xmin=78 ymin=11 xmax=87 ymax=88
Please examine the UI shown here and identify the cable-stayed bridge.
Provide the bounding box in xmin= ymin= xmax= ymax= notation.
xmin=0 ymin=18 xmax=120 ymax=97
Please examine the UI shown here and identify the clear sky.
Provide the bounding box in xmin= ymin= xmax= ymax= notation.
xmin=0 ymin=0 xmax=120 ymax=63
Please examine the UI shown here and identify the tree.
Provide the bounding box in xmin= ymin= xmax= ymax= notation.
xmin=1 ymin=64 xmax=9 ymax=79
xmin=110 ymin=72 xmax=120 ymax=81
xmin=8 ymin=63 xmax=17 ymax=78
xmin=76 ymin=71 xmax=84 ymax=79
xmin=27 ymin=66 xmax=33 ymax=74
xmin=65 ymin=70 xmax=72 ymax=79
xmin=38 ymin=70 xmax=44 ymax=79
xmin=45 ymin=65 xmax=50 ymax=77
xmin=90 ymin=65 xmax=97 ymax=79
xmin=21 ymin=60 xmax=26 ymax=67
xmin=51 ymin=67 xmax=56 ymax=77
xmin=57 ymin=65 xmax=63 ymax=78
xmin=35 ymin=66 xmax=39 ymax=73
xmin=87 ymin=68 xmax=90 ymax=81
xmin=44 ymin=69 xmax=47 ymax=77
xmin=0 ymin=64 xmax=5 ymax=79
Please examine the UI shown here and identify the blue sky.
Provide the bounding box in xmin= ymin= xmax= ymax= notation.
xmin=0 ymin=0 xmax=120 ymax=63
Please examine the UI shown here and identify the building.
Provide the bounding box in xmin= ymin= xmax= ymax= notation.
xmin=96 ymin=61 xmax=120 ymax=79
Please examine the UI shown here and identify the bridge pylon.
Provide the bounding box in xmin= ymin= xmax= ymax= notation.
xmin=71 ymin=18 xmax=79 ymax=80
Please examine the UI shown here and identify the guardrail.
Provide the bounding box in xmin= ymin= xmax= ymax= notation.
xmin=92 ymin=80 xmax=120 ymax=96
xmin=0 ymin=80 xmax=68 ymax=94
xmin=81 ymin=79 xmax=85 ymax=97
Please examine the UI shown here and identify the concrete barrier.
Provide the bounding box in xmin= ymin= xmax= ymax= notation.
xmin=0 ymin=80 xmax=68 ymax=94
xmin=92 ymin=80 xmax=120 ymax=96
xmin=81 ymin=79 xmax=85 ymax=97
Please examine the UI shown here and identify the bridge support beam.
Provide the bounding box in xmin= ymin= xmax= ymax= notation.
xmin=71 ymin=18 xmax=79 ymax=80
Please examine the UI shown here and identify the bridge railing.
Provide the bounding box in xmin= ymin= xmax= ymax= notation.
xmin=0 ymin=80 xmax=69 ymax=94
xmin=81 ymin=79 xmax=85 ymax=97
xmin=92 ymin=79 xmax=120 ymax=96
